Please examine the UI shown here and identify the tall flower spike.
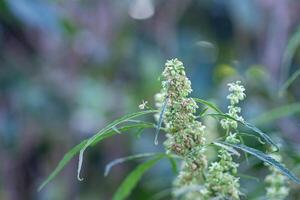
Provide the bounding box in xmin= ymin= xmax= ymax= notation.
xmin=155 ymin=58 xmax=208 ymax=199
xmin=205 ymin=81 xmax=245 ymax=200
xmin=265 ymin=153 xmax=289 ymax=200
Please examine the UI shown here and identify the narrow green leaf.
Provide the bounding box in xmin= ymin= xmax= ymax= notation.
xmin=243 ymin=121 xmax=279 ymax=151
xmin=154 ymin=98 xmax=168 ymax=145
xmin=279 ymin=26 xmax=300 ymax=94
xmin=104 ymin=153 xmax=158 ymax=176
xmin=38 ymin=140 xmax=87 ymax=192
xmin=238 ymin=173 xmax=259 ymax=182
xmin=212 ymin=141 xmax=240 ymax=157
xmin=199 ymin=107 xmax=209 ymax=117
xmin=167 ymin=155 xmax=178 ymax=174
xmin=173 ymin=184 xmax=205 ymax=197
xmin=209 ymin=113 xmax=279 ymax=151
xmin=134 ymin=127 xmax=145 ymax=139
xmin=77 ymin=110 xmax=158 ymax=181
xmin=112 ymin=154 xmax=164 ymax=200
xmin=239 ymin=132 xmax=265 ymax=145
xmin=253 ymin=102 xmax=300 ymax=125
xmin=193 ymin=98 xmax=223 ymax=113
xmin=38 ymin=121 xmax=156 ymax=191
xmin=279 ymin=68 xmax=300 ymax=95
xmin=151 ymin=188 xmax=173 ymax=200
xmin=90 ymin=122 xmax=155 ymax=146
xmin=239 ymin=135 xmax=249 ymax=164
xmin=219 ymin=142 xmax=300 ymax=184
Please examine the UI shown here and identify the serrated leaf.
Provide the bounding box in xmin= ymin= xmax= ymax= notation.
xmin=38 ymin=119 xmax=156 ymax=191
xmin=193 ymin=98 xmax=223 ymax=113
xmin=209 ymin=113 xmax=279 ymax=151
xmin=104 ymin=153 xmax=158 ymax=176
xmin=77 ymin=110 xmax=158 ymax=181
xmin=112 ymin=154 xmax=164 ymax=200
xmin=154 ymin=97 xmax=168 ymax=145
xmin=219 ymin=142 xmax=300 ymax=184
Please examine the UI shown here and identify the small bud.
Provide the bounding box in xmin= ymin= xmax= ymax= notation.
xmin=138 ymin=100 xmax=148 ymax=110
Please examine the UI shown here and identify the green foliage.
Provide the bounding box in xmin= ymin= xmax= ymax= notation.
xmin=254 ymin=102 xmax=300 ymax=125
xmin=280 ymin=69 xmax=300 ymax=95
xmin=112 ymin=154 xmax=165 ymax=200
xmin=219 ymin=142 xmax=300 ymax=184
xmin=38 ymin=139 xmax=87 ymax=192
xmin=104 ymin=153 xmax=159 ymax=176
xmin=154 ymin=97 xmax=168 ymax=145
xmin=209 ymin=113 xmax=279 ymax=151
xmin=38 ymin=115 xmax=157 ymax=191
xmin=39 ymin=59 xmax=300 ymax=200
xmin=280 ymin=26 xmax=300 ymax=94
xmin=193 ymin=98 xmax=222 ymax=113
xmin=77 ymin=110 xmax=157 ymax=181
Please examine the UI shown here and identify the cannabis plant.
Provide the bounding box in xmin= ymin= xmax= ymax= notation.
xmin=39 ymin=58 xmax=300 ymax=200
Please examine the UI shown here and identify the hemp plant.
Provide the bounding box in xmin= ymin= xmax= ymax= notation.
xmin=204 ymin=81 xmax=246 ymax=199
xmin=39 ymin=58 xmax=300 ymax=200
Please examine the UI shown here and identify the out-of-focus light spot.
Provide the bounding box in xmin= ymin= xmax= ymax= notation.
xmin=246 ymin=65 xmax=267 ymax=80
xmin=195 ymin=41 xmax=218 ymax=63
xmin=214 ymin=64 xmax=236 ymax=83
xmin=128 ymin=0 xmax=154 ymax=20
xmin=196 ymin=41 xmax=215 ymax=49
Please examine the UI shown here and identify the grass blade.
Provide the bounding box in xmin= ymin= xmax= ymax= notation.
xmin=209 ymin=113 xmax=279 ymax=151
xmin=167 ymin=155 xmax=178 ymax=174
xmin=279 ymin=68 xmax=300 ymax=95
xmin=77 ymin=110 xmax=157 ymax=181
xmin=104 ymin=153 xmax=158 ymax=176
xmin=243 ymin=121 xmax=279 ymax=151
xmin=38 ymin=120 xmax=156 ymax=191
xmin=280 ymin=26 xmax=300 ymax=93
xmin=213 ymin=141 xmax=240 ymax=157
xmin=112 ymin=154 xmax=165 ymax=200
xmin=199 ymin=107 xmax=209 ymax=117
xmin=38 ymin=140 xmax=87 ymax=191
xmin=154 ymin=98 xmax=168 ymax=145
xmin=253 ymin=102 xmax=300 ymax=125
xmin=219 ymin=142 xmax=300 ymax=184
xmin=193 ymin=98 xmax=223 ymax=113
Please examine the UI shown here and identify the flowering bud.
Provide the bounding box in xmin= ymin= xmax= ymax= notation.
xmin=155 ymin=59 xmax=208 ymax=199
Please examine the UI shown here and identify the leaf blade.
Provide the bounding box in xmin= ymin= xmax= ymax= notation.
xmin=104 ymin=152 xmax=158 ymax=177
xmin=209 ymin=113 xmax=279 ymax=151
xmin=112 ymin=155 xmax=164 ymax=200
xmin=219 ymin=142 xmax=300 ymax=184
xmin=253 ymin=102 xmax=300 ymax=125
xmin=77 ymin=110 xmax=158 ymax=180
xmin=154 ymin=98 xmax=168 ymax=145
xmin=38 ymin=139 xmax=87 ymax=191
xmin=38 ymin=120 xmax=156 ymax=191
xmin=193 ymin=98 xmax=223 ymax=114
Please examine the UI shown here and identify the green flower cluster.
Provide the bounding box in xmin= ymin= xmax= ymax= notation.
xmin=265 ymin=154 xmax=289 ymax=200
xmin=155 ymin=59 xmax=207 ymax=199
xmin=205 ymin=81 xmax=245 ymax=199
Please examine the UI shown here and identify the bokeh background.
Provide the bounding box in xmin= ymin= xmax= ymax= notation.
xmin=1 ymin=0 xmax=300 ymax=199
